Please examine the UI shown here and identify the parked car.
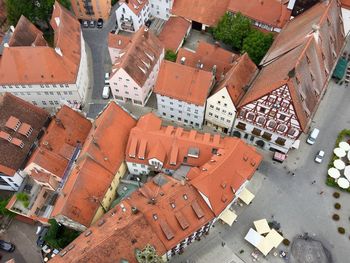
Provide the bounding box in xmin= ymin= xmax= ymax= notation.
xmin=307 ymin=128 xmax=320 ymax=145
xmin=36 ymin=226 xmax=49 ymax=247
xmin=0 ymin=240 xmax=15 ymax=252
xmin=105 ymin=72 xmax=110 ymax=85
xmin=315 ymin=150 xmax=325 ymax=163
xmin=102 ymin=86 xmax=110 ymax=99
xmin=82 ymin=20 xmax=89 ymax=28
xmin=97 ymin=18 xmax=103 ymax=28
xmin=89 ymin=20 xmax=96 ymax=28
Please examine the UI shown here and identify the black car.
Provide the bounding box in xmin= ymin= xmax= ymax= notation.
xmin=82 ymin=20 xmax=89 ymax=28
xmin=0 ymin=240 xmax=15 ymax=252
xmin=89 ymin=20 xmax=96 ymax=28
xmin=36 ymin=227 xmax=49 ymax=247
xmin=97 ymin=18 xmax=103 ymax=29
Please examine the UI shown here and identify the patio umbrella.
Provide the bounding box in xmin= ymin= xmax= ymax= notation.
xmin=337 ymin=177 xmax=350 ymax=189
xmin=334 ymin=148 xmax=346 ymax=158
xmin=339 ymin=141 xmax=350 ymax=152
xmin=344 ymin=166 xmax=350 ymax=181
xmin=334 ymin=159 xmax=346 ymax=170
xmin=328 ymin=167 xmax=341 ymax=179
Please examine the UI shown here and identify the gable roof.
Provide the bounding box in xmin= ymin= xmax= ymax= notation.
xmin=108 ymin=33 xmax=131 ymax=50
xmin=51 ymin=102 xmax=137 ymax=227
xmin=239 ymin=0 xmax=345 ymax=131
xmin=26 ymin=105 xmax=92 ymax=178
xmin=154 ymin=60 xmax=213 ymax=106
xmin=158 ymin=16 xmax=191 ymax=52
xmin=172 ymin=0 xmax=230 ymax=26
xmin=176 ymin=41 xmax=238 ymax=80
xmin=120 ymin=0 xmax=149 ymax=15
xmin=0 ymin=93 xmax=49 ymax=176
xmin=0 ymin=2 xmax=82 ymax=85
xmin=188 ymin=139 xmax=262 ymax=216
xmin=227 ymin=0 xmax=292 ymax=29
xmin=111 ymin=27 xmax=163 ymax=87
xmin=211 ymin=53 xmax=257 ymax=105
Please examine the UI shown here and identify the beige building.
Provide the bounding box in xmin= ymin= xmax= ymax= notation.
xmin=70 ymin=0 xmax=111 ymax=21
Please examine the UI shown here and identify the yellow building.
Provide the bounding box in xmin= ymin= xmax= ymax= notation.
xmin=70 ymin=0 xmax=111 ymax=21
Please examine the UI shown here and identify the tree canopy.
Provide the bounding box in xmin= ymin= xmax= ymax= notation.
xmin=213 ymin=12 xmax=252 ymax=51
xmin=242 ymin=30 xmax=274 ymax=65
xmin=5 ymin=0 xmax=71 ymax=29
xmin=164 ymin=49 xmax=177 ymax=62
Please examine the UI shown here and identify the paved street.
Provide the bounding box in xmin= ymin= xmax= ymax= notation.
xmin=172 ymin=78 xmax=350 ymax=263
xmin=0 ymin=220 xmax=41 ymax=263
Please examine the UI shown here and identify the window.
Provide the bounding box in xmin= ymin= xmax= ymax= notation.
xmin=262 ymin=132 xmax=272 ymax=141
xmin=252 ymin=128 xmax=261 ymax=136
xmin=236 ymin=122 xmax=246 ymax=130
xmin=209 ymin=105 xmax=214 ymax=109
xmin=267 ymin=120 xmax=277 ymax=129
xmin=277 ymin=124 xmax=287 ymax=133
xmin=42 ymin=101 xmax=47 ymax=105
xmin=279 ymin=114 xmax=286 ymax=121
xmin=259 ymin=107 xmax=266 ymax=113
xmin=247 ymin=113 xmax=255 ymax=121
xmin=256 ymin=116 xmax=266 ymax=126
xmin=214 ymin=115 xmax=219 ymax=118
xmin=209 ymin=112 xmax=213 ymax=116
xmin=133 ymin=87 xmax=137 ymax=90
xmin=215 ymin=107 xmax=220 ymax=111
xmin=228 ymin=112 xmax=233 ymax=116
xmin=275 ymin=137 xmax=286 ymax=146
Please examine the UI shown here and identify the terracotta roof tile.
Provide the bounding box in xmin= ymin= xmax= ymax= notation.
xmin=52 ymin=102 xmax=136 ymax=227
xmin=158 ymin=17 xmax=191 ymax=52
xmin=239 ymin=0 xmax=345 ymax=131
xmin=120 ymin=0 xmax=149 ymax=15
xmin=108 ymin=33 xmax=131 ymax=50
xmin=154 ymin=60 xmax=214 ymax=105
xmin=172 ymin=0 xmax=230 ymax=26
xmin=176 ymin=41 xmax=238 ymax=80
xmin=340 ymin=0 xmax=350 ymax=8
xmin=0 ymin=93 xmax=49 ymax=176
xmin=111 ymin=27 xmax=163 ymax=87
xmin=227 ymin=0 xmax=292 ymax=28
xmin=49 ymin=202 xmax=166 ymax=263
xmin=0 ymin=2 xmax=82 ymax=85
xmin=211 ymin=53 xmax=257 ymax=105
xmin=26 ymin=105 xmax=92 ymax=177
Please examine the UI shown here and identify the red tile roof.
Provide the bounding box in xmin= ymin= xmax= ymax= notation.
xmin=120 ymin=0 xmax=148 ymax=15
xmin=0 ymin=93 xmax=49 ymax=176
xmin=341 ymin=0 xmax=350 ymax=8
xmin=239 ymin=0 xmax=345 ymax=131
xmin=26 ymin=105 xmax=92 ymax=178
xmin=211 ymin=53 xmax=258 ymax=105
xmin=158 ymin=17 xmax=191 ymax=52
xmin=0 ymin=2 xmax=82 ymax=85
xmin=227 ymin=0 xmax=292 ymax=29
xmin=52 ymin=102 xmax=137 ymax=227
xmin=188 ymin=139 xmax=262 ymax=215
xmin=172 ymin=0 xmax=230 ymax=26
xmin=49 ymin=202 xmax=166 ymax=263
xmin=154 ymin=60 xmax=214 ymax=105
xmin=111 ymin=27 xmax=163 ymax=87
xmin=176 ymin=41 xmax=238 ymax=80
xmin=108 ymin=33 xmax=131 ymax=50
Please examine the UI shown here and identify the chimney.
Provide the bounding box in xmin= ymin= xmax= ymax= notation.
xmin=55 ymin=47 xmax=63 ymax=57
xmin=144 ymin=27 xmax=149 ymax=39
xmin=180 ymin=57 xmax=186 ymax=65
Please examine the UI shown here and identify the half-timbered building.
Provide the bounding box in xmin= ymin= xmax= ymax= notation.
xmin=233 ymin=0 xmax=345 ymax=153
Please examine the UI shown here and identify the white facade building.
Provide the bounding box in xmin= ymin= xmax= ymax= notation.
xmin=116 ymin=0 xmax=151 ymax=32
xmin=110 ymin=27 xmax=164 ymax=106
xmin=0 ymin=3 xmax=90 ymax=109
xmin=149 ymin=0 xmax=173 ymax=20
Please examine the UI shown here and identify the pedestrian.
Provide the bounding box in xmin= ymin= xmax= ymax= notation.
xmin=319 ymin=191 xmax=324 ymax=195
xmin=292 ymin=173 xmax=295 ymax=177
xmin=221 ymin=242 xmax=225 ymax=247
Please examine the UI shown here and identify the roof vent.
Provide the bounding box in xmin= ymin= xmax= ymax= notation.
xmin=131 ymin=207 xmax=139 ymax=214
xmin=180 ymin=57 xmax=186 ymax=65
xmin=84 ymin=230 xmax=92 ymax=237
xmin=55 ymin=47 xmax=63 ymax=57
xmin=97 ymin=219 xmax=105 ymax=226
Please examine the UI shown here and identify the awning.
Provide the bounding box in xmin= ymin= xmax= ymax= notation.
xmin=256 ymin=238 xmax=274 ymax=256
xmin=265 ymin=229 xmax=284 ymax=248
xmin=219 ymin=208 xmax=237 ymax=226
xmin=245 ymin=228 xmax=263 ymax=247
xmin=238 ymin=187 xmax=255 ymax=205
xmin=253 ymin=219 xmax=270 ymax=235
xmin=332 ymin=57 xmax=347 ymax=80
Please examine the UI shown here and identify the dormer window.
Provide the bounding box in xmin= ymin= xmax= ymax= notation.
xmin=246 ymin=113 xmax=255 ymax=121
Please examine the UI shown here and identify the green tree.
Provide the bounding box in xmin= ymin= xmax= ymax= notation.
xmin=5 ymin=0 xmax=71 ymax=29
xmin=213 ymin=12 xmax=252 ymax=51
xmin=44 ymin=219 xmax=80 ymax=249
xmin=164 ymin=50 xmax=177 ymax=62
xmin=0 ymin=197 xmax=15 ymax=218
xmin=242 ymin=30 xmax=274 ymax=65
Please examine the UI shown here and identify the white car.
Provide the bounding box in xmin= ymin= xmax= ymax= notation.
xmin=315 ymin=150 xmax=325 ymax=163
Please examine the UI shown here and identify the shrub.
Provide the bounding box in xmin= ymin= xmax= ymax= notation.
xmin=22 ymin=200 xmax=29 ymax=208
xmin=16 ymin=192 xmax=29 ymax=202
xmin=0 ymin=197 xmax=15 ymax=218
xmin=338 ymin=227 xmax=345 ymax=234
xmin=332 ymin=214 xmax=340 ymax=221
xmin=44 ymin=219 xmax=80 ymax=249
xmin=326 ymin=177 xmax=337 ymax=187
xmin=282 ymin=239 xmax=290 ymax=246
xmin=333 ymin=192 xmax=340 ymax=198
xmin=334 ymin=203 xmax=341 ymax=210
xmin=164 ymin=50 xmax=177 ymax=62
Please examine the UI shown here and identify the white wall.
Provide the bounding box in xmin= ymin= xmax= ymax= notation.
xmin=341 ymin=7 xmax=350 ymax=36
xmin=205 ymin=88 xmax=236 ymax=133
xmin=116 ymin=2 xmax=151 ymax=32
xmin=0 ymin=171 xmax=24 ymax=191
xmin=127 ymin=161 xmax=150 ymax=175
xmin=75 ymin=31 xmax=89 ymax=101
xmin=149 ymin=0 xmax=173 ymax=20
xmin=156 ymin=94 xmax=205 ymax=128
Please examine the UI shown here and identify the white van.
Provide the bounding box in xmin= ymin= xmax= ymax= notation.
xmin=102 ymin=86 xmax=110 ymax=99
xmin=307 ymin=128 xmax=320 ymax=145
